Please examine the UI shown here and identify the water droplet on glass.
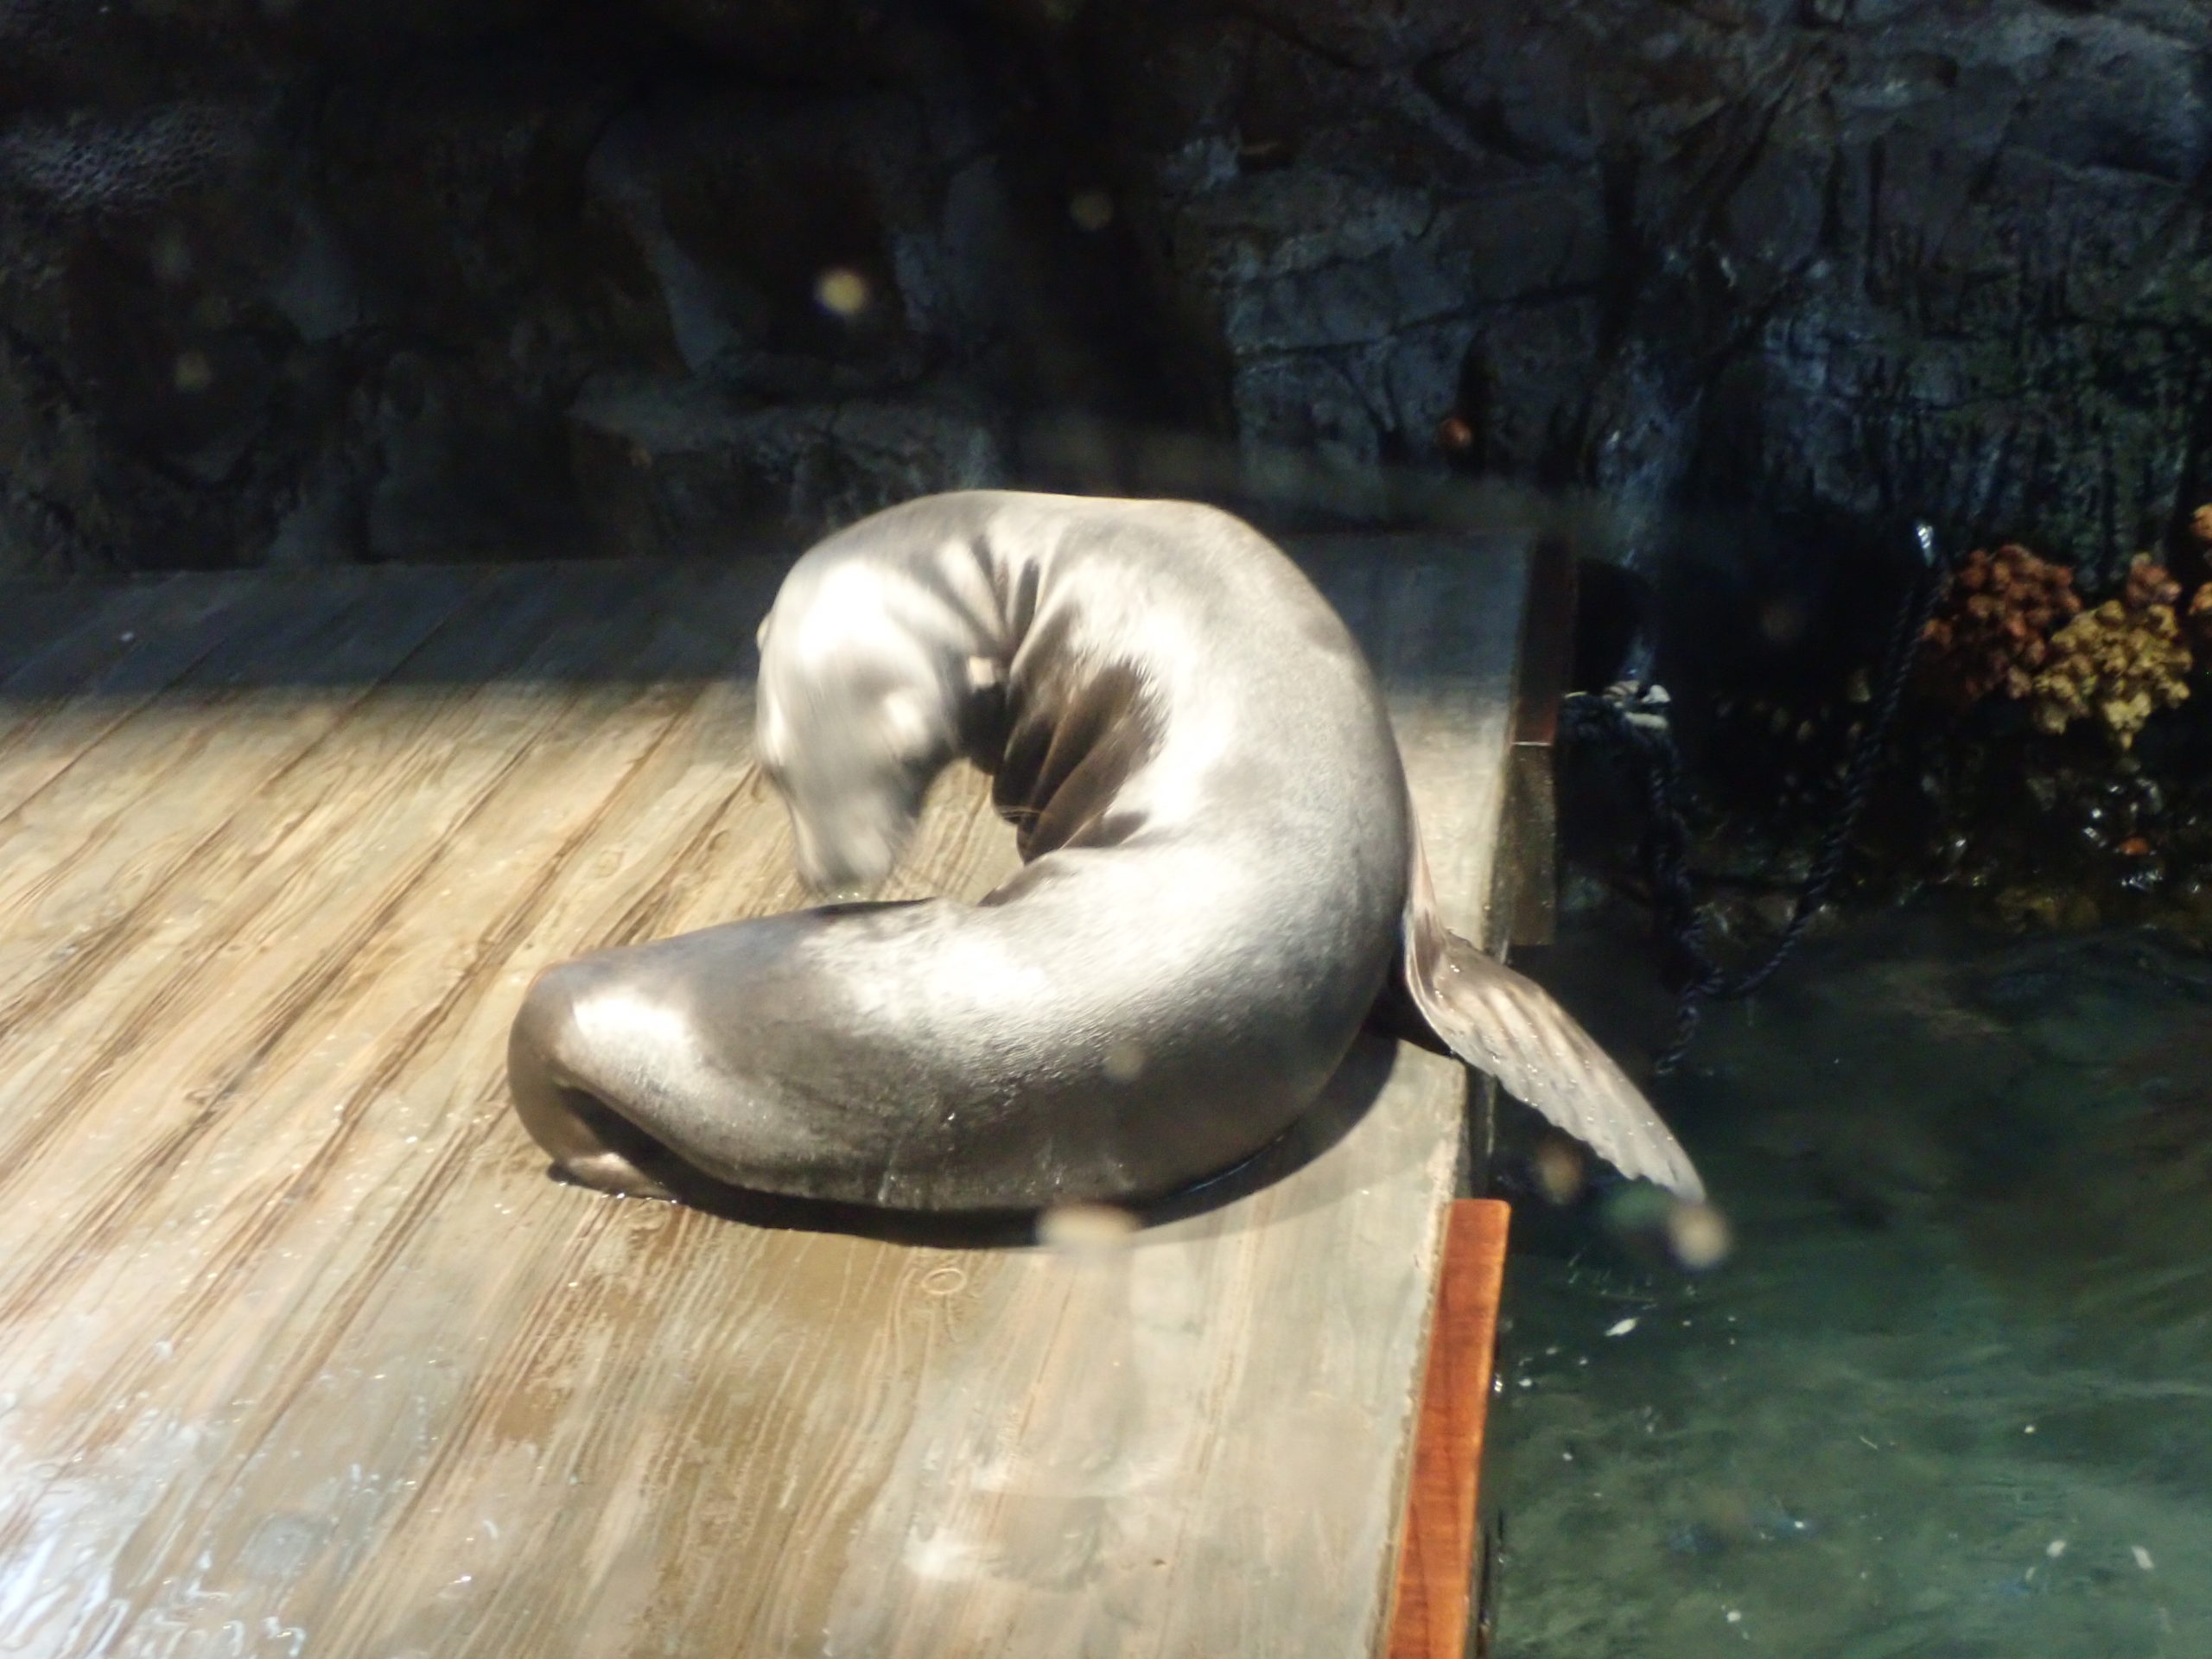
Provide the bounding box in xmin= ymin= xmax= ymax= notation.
xmin=1039 ymin=1202 xmax=1137 ymax=1252
xmin=815 ymin=267 xmax=870 ymax=318
xmin=1667 ymin=1199 xmax=1733 ymax=1271
xmin=1103 ymin=1039 xmax=1146 ymax=1083
xmin=1069 ymin=189 xmax=1115 ymax=232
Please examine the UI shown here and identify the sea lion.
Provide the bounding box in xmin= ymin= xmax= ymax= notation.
xmin=507 ymin=490 xmax=1702 ymax=1211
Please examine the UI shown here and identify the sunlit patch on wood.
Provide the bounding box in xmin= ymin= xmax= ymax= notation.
xmin=0 ymin=537 xmax=1531 ymax=1656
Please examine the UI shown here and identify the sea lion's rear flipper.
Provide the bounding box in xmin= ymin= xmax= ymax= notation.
xmin=1399 ymin=832 xmax=1706 ymax=1203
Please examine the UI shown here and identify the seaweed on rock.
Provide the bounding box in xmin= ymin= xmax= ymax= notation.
xmin=2029 ymin=556 xmax=2193 ymax=751
xmin=1916 ymin=543 xmax=2082 ymax=711
xmin=1688 ymin=512 xmax=2212 ymax=941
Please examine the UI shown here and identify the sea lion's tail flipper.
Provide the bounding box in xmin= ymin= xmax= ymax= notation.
xmin=1400 ymin=833 xmax=1706 ymax=1203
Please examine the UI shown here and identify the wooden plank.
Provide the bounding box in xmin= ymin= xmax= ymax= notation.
xmin=0 ymin=536 xmax=1529 ymax=1659
xmin=0 ymin=564 xmax=769 ymax=1315
xmin=1386 ymin=1199 xmax=1511 ymax=1659
xmin=1493 ymin=535 xmax=1573 ymax=949
xmin=0 ymin=567 xmax=512 ymax=1054
xmin=0 ymin=579 xmax=148 ymax=676
xmin=0 ymin=566 xmax=785 ymax=1616
xmin=0 ymin=573 xmax=288 ymax=814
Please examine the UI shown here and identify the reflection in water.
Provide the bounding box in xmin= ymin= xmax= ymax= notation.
xmin=1492 ymin=905 xmax=2212 ymax=1657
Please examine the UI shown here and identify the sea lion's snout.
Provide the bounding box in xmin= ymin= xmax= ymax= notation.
xmin=791 ymin=812 xmax=904 ymax=893
xmin=773 ymin=739 xmax=925 ymax=892
xmin=759 ymin=652 xmax=950 ymax=893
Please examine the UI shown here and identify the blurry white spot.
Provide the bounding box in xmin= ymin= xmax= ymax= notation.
xmin=1533 ymin=1135 xmax=1586 ymax=1205
xmin=906 ymin=1530 xmax=985 ymax=1581
xmin=2045 ymin=1539 xmax=2067 ymax=1559
xmin=151 ymin=226 xmax=194 ymax=283
xmin=1604 ymin=1318 xmax=1637 ymax=1338
xmin=1725 ymin=1609 xmax=1743 ymax=1624
xmin=119 ymin=631 xmax=136 ymax=643
xmin=815 ymin=267 xmax=870 ymax=318
xmin=2024 ymin=1424 xmax=2037 ymax=1434
xmin=2133 ymin=1545 xmax=2156 ymax=1571
xmin=1069 ymin=188 xmax=1115 ymax=232
xmin=1103 ymin=1040 xmax=1146 ymax=1084
xmin=174 ymin=350 xmax=213 ymax=393
xmin=1039 ymin=1202 xmax=1138 ymax=1250
xmin=1667 ymin=1200 xmax=1733 ymax=1271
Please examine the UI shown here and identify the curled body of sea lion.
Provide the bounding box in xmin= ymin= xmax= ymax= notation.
xmin=508 ymin=490 xmax=1702 ymax=1211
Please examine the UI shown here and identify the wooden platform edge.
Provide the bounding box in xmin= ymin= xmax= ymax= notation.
xmin=1492 ymin=535 xmax=1575 ymax=950
xmin=1383 ymin=1198 xmax=1511 ymax=1659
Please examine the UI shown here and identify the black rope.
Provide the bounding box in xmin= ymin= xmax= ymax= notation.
xmin=1561 ymin=523 xmax=1946 ymax=1076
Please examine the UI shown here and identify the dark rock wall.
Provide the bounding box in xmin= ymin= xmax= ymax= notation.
xmin=2 ymin=0 xmax=2207 ymax=603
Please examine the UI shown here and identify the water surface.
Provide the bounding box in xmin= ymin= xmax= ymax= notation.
xmin=1493 ymin=905 xmax=2212 ymax=1657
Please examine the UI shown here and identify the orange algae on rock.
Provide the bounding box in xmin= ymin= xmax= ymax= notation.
xmin=1918 ymin=543 xmax=2082 ymax=710
xmin=2030 ymin=556 xmax=2192 ymax=749
xmin=2189 ymin=504 xmax=2212 ymax=648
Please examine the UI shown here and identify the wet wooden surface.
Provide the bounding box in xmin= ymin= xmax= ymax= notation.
xmin=0 ymin=533 xmax=1529 ymax=1658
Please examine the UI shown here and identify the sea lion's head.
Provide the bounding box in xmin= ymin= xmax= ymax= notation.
xmin=755 ymin=571 xmax=968 ymax=892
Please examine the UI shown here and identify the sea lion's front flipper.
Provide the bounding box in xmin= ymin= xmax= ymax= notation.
xmin=1399 ymin=832 xmax=1706 ymax=1202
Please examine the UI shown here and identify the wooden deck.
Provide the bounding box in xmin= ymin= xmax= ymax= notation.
xmin=0 ymin=533 xmax=1530 ymax=1659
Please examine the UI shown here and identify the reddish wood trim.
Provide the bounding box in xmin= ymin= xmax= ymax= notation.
xmin=1386 ymin=1199 xmax=1511 ymax=1659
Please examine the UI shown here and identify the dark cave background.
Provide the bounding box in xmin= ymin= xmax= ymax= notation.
xmin=2 ymin=0 xmax=2209 ymax=703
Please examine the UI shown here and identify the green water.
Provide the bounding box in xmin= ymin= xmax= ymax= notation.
xmin=1491 ymin=906 xmax=2212 ymax=1658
